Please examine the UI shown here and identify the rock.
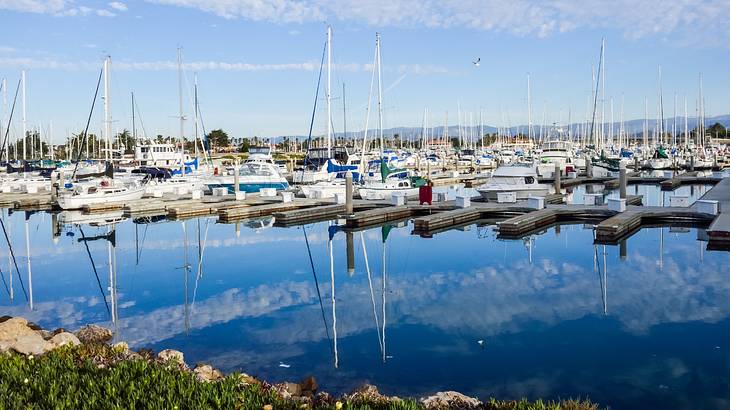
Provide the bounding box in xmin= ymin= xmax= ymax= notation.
xmin=12 ymin=333 xmax=51 ymax=356
xmin=75 ymin=325 xmax=113 ymax=344
xmin=275 ymin=382 xmax=302 ymax=398
xmin=0 ymin=317 xmax=38 ymax=354
xmin=158 ymin=349 xmax=185 ymax=364
xmin=0 ymin=316 xmax=13 ymax=324
xmin=348 ymin=384 xmax=385 ymax=402
xmin=299 ymin=376 xmax=318 ymax=396
xmin=420 ymin=391 xmax=481 ymax=409
xmin=51 ymin=328 xmax=68 ymax=336
xmin=49 ymin=332 xmax=81 ymax=348
xmin=193 ymin=364 xmax=224 ymax=382
xmin=26 ymin=321 xmax=42 ymax=331
xmin=38 ymin=330 xmax=53 ymax=341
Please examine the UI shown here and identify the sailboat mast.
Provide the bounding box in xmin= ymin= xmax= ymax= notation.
xmin=194 ymin=74 xmax=199 ymax=158
xmin=684 ymin=95 xmax=689 ymax=147
xmin=1 ymin=78 xmax=6 ymax=162
xmin=376 ymin=32 xmax=384 ymax=155
xmin=326 ymin=26 xmax=332 ymax=158
xmin=103 ymin=57 xmax=112 ymax=162
xmin=21 ymin=70 xmax=26 ymax=161
xmin=177 ymin=48 xmax=185 ymax=152
xmin=342 ymin=82 xmax=347 ymax=148
xmin=527 ymin=73 xmax=532 ymax=145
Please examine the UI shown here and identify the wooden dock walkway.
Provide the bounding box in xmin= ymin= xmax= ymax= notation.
xmin=700 ymin=178 xmax=730 ymax=246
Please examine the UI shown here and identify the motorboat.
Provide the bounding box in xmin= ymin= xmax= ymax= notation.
xmin=476 ymin=165 xmax=549 ymax=201
xmin=205 ymin=162 xmax=288 ymax=193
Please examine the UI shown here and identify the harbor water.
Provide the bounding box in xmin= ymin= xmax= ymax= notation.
xmin=0 ymin=183 xmax=728 ymax=410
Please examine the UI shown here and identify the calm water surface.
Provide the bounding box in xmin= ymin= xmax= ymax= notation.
xmin=0 ymin=183 xmax=728 ymax=410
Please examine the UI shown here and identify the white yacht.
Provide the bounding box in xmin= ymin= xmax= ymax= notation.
xmin=135 ymin=141 xmax=193 ymax=168
xmin=536 ymin=139 xmax=575 ymax=176
xmin=476 ymin=165 xmax=549 ymax=201
xmin=205 ymin=162 xmax=288 ymax=193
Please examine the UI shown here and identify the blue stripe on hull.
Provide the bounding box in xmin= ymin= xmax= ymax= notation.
xmin=212 ymin=182 xmax=289 ymax=193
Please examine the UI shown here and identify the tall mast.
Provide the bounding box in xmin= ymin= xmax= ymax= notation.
xmin=600 ymin=38 xmax=605 ymax=150
xmin=49 ymin=121 xmax=54 ymax=160
xmin=527 ymin=73 xmax=532 ymax=145
xmin=376 ymin=32 xmax=384 ymax=155
xmin=103 ymin=56 xmax=112 ymax=162
xmin=1 ymin=78 xmax=6 ymax=162
xmin=194 ymin=75 xmax=199 ymax=158
xmin=21 ymin=70 xmax=26 ymax=161
xmin=684 ymin=95 xmax=689 ymax=147
xmin=643 ymin=97 xmax=648 ymax=149
xmin=457 ymin=101 xmax=461 ymax=148
xmin=326 ymin=26 xmax=332 ymax=158
xmin=479 ymin=108 xmax=483 ymax=150
xmin=177 ymin=48 xmax=185 ymax=151
xmin=131 ymin=92 xmax=136 ymax=145
xmin=673 ymin=93 xmax=677 ymax=146
xmin=342 ymin=82 xmax=347 ymax=146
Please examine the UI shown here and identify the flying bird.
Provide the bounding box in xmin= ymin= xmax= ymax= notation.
xmin=472 ymin=58 xmax=480 ymax=67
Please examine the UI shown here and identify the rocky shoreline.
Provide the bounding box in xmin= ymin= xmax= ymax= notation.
xmin=0 ymin=316 xmax=598 ymax=409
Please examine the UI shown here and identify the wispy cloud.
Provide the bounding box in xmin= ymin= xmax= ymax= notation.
xmin=109 ymin=1 xmax=127 ymax=12
xmin=0 ymin=0 xmax=119 ymax=17
xmin=142 ymin=0 xmax=730 ymax=45
xmin=0 ymin=57 xmax=448 ymax=74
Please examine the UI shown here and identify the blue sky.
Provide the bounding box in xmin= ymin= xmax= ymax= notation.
xmin=0 ymin=0 xmax=729 ymax=140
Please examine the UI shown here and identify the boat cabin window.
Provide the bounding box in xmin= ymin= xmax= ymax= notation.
xmin=525 ymin=176 xmax=535 ymax=184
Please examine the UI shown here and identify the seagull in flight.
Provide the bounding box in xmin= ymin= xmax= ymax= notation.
xmin=472 ymin=58 xmax=480 ymax=67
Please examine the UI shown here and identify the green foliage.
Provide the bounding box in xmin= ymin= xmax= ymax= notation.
xmin=0 ymin=346 xmax=599 ymax=410
xmin=207 ymin=129 xmax=230 ymax=147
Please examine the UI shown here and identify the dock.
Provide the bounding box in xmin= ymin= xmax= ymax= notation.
xmin=1 ymin=172 xmax=728 ymax=251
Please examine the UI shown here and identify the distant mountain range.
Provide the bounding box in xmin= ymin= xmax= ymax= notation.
xmin=271 ymin=114 xmax=730 ymax=142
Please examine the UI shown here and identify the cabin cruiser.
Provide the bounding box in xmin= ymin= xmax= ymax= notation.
xmin=135 ymin=140 xmax=196 ymax=170
xmin=246 ymin=146 xmax=288 ymax=174
xmin=536 ymin=140 xmax=576 ymax=176
xmin=205 ymin=162 xmax=288 ymax=193
xmin=476 ymin=165 xmax=549 ymax=201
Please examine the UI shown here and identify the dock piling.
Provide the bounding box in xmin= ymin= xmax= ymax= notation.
xmin=554 ymin=163 xmax=561 ymax=193
xmin=345 ymin=172 xmax=353 ymax=215
xmin=619 ymin=163 xmax=627 ymax=199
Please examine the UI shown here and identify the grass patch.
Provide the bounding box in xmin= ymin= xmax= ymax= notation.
xmin=0 ymin=345 xmax=599 ymax=409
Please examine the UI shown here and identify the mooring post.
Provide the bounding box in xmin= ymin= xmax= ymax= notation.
xmin=619 ymin=162 xmax=627 ymax=199
xmin=345 ymin=171 xmax=353 ymax=215
xmin=554 ymin=162 xmax=561 ymax=193
xmin=50 ymin=171 xmax=58 ymax=204
xmin=619 ymin=239 xmax=627 ymax=260
xmin=633 ymin=156 xmax=639 ymax=172
xmin=233 ymin=164 xmax=240 ymax=194
xmin=690 ymin=155 xmax=695 ymax=171
xmin=586 ymin=156 xmax=593 ymax=177
xmin=346 ymin=231 xmax=355 ymax=275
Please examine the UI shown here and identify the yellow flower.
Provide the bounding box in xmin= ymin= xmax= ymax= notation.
xmin=23 ymin=378 xmax=29 ymax=384
xmin=335 ymin=401 xmax=343 ymax=410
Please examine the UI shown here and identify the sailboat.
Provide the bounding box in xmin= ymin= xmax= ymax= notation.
xmin=358 ymin=33 xmax=425 ymax=201
xmin=57 ymin=57 xmax=146 ymax=209
xmin=294 ymin=26 xmax=357 ymax=186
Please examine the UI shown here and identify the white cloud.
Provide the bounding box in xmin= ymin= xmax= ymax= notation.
xmin=96 ymin=9 xmax=116 ymax=17
xmin=109 ymin=1 xmax=127 ymax=11
xmin=0 ymin=57 xmax=448 ymax=74
xmin=144 ymin=0 xmax=730 ymax=45
xmin=0 ymin=0 xmax=67 ymax=14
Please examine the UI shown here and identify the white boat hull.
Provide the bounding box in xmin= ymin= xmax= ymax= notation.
xmin=57 ymin=186 xmax=145 ymax=210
